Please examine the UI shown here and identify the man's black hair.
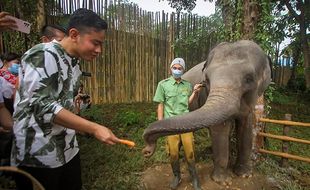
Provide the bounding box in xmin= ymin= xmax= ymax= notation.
xmin=41 ymin=24 xmax=66 ymax=38
xmin=2 ymin=52 xmax=20 ymax=62
xmin=67 ymin=8 xmax=108 ymax=35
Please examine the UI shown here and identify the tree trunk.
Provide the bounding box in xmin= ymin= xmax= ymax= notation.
xmin=216 ymin=0 xmax=234 ymax=38
xmin=36 ymin=0 xmax=45 ymax=32
xmin=300 ymin=26 xmax=310 ymax=89
xmin=241 ymin=0 xmax=260 ymax=40
xmin=289 ymin=44 xmax=300 ymax=81
xmin=284 ymin=0 xmax=310 ymax=88
xmin=298 ymin=3 xmax=310 ymax=89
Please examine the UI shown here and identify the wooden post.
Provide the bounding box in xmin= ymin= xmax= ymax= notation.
xmin=281 ymin=114 xmax=292 ymax=167
xmin=252 ymin=95 xmax=265 ymax=162
xmin=254 ymin=96 xmax=265 ymax=148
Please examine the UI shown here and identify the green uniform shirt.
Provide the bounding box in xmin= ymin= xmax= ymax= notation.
xmin=153 ymin=76 xmax=192 ymax=118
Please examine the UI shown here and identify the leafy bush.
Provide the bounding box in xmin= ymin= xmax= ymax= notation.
xmin=80 ymin=105 xmax=105 ymax=123
xmin=287 ymin=77 xmax=306 ymax=92
xmin=265 ymin=82 xmax=276 ymax=114
xmin=143 ymin=112 xmax=157 ymax=126
xmin=113 ymin=110 xmax=142 ymax=127
xmin=272 ymin=90 xmax=295 ymax=104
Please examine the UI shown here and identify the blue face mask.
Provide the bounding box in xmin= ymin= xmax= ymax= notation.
xmin=171 ymin=68 xmax=184 ymax=79
xmin=8 ymin=63 xmax=20 ymax=75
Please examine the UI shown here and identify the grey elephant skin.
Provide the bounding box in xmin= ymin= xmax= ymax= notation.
xmin=142 ymin=40 xmax=272 ymax=185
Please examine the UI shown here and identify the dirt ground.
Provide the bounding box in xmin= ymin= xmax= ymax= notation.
xmin=142 ymin=162 xmax=279 ymax=190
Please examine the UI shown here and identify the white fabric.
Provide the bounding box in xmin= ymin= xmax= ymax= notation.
xmin=0 ymin=77 xmax=15 ymax=99
xmin=170 ymin=58 xmax=185 ymax=70
xmin=0 ymin=77 xmax=4 ymax=103
xmin=0 ymin=58 xmax=3 ymax=68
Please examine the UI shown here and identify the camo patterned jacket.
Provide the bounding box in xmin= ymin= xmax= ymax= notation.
xmin=11 ymin=41 xmax=82 ymax=168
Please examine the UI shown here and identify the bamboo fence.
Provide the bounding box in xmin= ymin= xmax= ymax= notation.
xmin=2 ymin=0 xmax=217 ymax=103
xmin=1 ymin=0 xmax=293 ymax=103
xmin=273 ymin=56 xmax=293 ymax=87
xmin=49 ymin=0 xmax=216 ymax=104
xmin=0 ymin=1 xmax=298 ymax=103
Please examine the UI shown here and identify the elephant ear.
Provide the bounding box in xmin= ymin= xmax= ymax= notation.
xmin=257 ymin=56 xmax=272 ymax=97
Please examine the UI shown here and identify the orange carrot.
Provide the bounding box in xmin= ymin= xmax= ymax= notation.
xmin=119 ymin=139 xmax=136 ymax=148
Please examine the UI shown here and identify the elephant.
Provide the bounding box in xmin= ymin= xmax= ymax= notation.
xmin=142 ymin=40 xmax=272 ymax=185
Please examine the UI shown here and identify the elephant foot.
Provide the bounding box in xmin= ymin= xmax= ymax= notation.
xmin=142 ymin=143 xmax=156 ymax=158
xmin=211 ymin=168 xmax=232 ymax=186
xmin=233 ymin=164 xmax=252 ymax=178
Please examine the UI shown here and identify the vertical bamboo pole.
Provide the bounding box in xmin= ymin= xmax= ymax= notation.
xmin=134 ymin=6 xmax=137 ymax=102
xmin=151 ymin=12 xmax=155 ymax=102
xmin=138 ymin=8 xmax=142 ymax=101
xmin=127 ymin=4 xmax=131 ymax=102
xmin=281 ymin=114 xmax=292 ymax=167
xmin=110 ymin=1 xmax=115 ymax=102
xmin=104 ymin=0 xmax=108 ymax=20
xmin=120 ymin=3 xmax=125 ymax=103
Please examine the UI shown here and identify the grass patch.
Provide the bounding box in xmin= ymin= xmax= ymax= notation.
xmin=256 ymin=159 xmax=304 ymax=190
xmin=271 ymin=90 xmax=296 ymax=105
xmin=79 ymin=103 xmax=168 ymax=190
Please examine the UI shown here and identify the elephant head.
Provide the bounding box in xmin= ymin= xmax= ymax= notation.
xmin=142 ymin=40 xmax=271 ymax=157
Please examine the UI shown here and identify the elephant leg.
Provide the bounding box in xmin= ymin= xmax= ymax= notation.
xmin=210 ymin=121 xmax=232 ymax=186
xmin=234 ymin=114 xmax=253 ymax=177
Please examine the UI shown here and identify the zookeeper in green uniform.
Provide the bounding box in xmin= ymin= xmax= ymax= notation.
xmin=153 ymin=58 xmax=203 ymax=190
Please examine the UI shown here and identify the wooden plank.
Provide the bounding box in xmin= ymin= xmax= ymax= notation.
xmin=259 ymin=149 xmax=310 ymax=163
xmin=259 ymin=118 xmax=310 ymax=127
xmin=258 ymin=132 xmax=310 ymax=145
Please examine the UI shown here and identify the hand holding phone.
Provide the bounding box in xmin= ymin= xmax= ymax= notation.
xmin=3 ymin=14 xmax=31 ymax=34
xmin=0 ymin=12 xmax=17 ymax=32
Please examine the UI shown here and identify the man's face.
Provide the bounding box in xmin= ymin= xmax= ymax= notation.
xmin=7 ymin=59 xmax=19 ymax=67
xmin=171 ymin=64 xmax=184 ymax=71
xmin=76 ymin=29 xmax=105 ymax=61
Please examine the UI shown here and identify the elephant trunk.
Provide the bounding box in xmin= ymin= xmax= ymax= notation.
xmin=143 ymin=87 xmax=241 ymax=157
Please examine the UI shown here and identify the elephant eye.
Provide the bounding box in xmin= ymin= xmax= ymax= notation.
xmin=244 ymin=75 xmax=254 ymax=83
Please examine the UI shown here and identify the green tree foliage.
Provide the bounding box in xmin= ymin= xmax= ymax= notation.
xmin=163 ymin=0 xmax=205 ymax=12
xmin=164 ymin=0 xmax=278 ymax=46
xmin=274 ymin=0 xmax=310 ymax=89
xmin=254 ymin=1 xmax=280 ymax=53
xmin=173 ymin=12 xmax=224 ymax=62
xmin=283 ymin=37 xmax=307 ymax=92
